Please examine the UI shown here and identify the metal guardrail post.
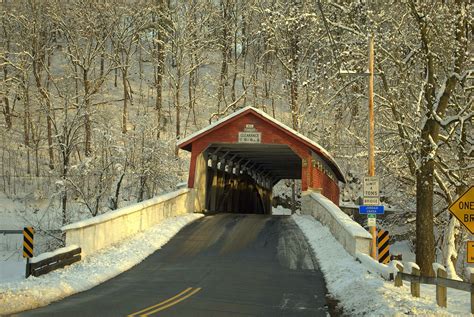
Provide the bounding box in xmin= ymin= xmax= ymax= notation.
xmin=25 ymin=258 xmax=31 ymax=278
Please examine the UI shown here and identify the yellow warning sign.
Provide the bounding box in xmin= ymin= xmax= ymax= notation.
xmin=23 ymin=227 xmax=34 ymax=258
xmin=468 ymin=241 xmax=474 ymax=264
xmin=449 ymin=186 xmax=474 ymax=234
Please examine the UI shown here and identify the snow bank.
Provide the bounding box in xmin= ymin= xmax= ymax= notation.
xmin=294 ymin=214 xmax=472 ymax=316
xmin=390 ymin=240 xmax=416 ymax=262
xmin=355 ymin=251 xmax=394 ymax=280
xmin=272 ymin=205 xmax=292 ymax=215
xmin=0 ymin=255 xmax=25 ymax=283
xmin=0 ymin=213 xmax=203 ymax=315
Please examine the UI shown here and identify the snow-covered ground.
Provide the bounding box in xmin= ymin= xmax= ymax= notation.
xmin=0 ymin=249 xmax=25 ymax=284
xmin=391 ymin=240 xmax=416 ymax=263
xmin=294 ymin=214 xmax=471 ymax=316
xmin=0 ymin=213 xmax=203 ymax=315
xmin=272 ymin=205 xmax=292 ymax=215
xmin=0 ymin=192 xmax=29 ymax=284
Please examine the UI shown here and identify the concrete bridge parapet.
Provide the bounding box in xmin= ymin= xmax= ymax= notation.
xmin=301 ymin=190 xmax=372 ymax=257
xmin=61 ymin=188 xmax=195 ymax=257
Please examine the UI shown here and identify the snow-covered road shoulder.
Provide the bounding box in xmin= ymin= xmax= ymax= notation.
xmin=293 ymin=214 xmax=471 ymax=316
xmin=0 ymin=213 xmax=203 ymax=315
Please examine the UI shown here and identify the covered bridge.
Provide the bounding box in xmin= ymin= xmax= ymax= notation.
xmin=177 ymin=106 xmax=345 ymax=214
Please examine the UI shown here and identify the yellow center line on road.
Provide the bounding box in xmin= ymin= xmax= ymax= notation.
xmin=141 ymin=287 xmax=202 ymax=316
xmin=127 ymin=287 xmax=201 ymax=317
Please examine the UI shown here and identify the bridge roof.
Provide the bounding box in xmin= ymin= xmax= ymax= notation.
xmin=178 ymin=106 xmax=345 ymax=183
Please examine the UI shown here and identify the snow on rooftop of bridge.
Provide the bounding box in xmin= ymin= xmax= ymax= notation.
xmin=177 ymin=106 xmax=345 ymax=182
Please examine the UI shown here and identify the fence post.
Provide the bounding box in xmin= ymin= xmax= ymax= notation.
xmin=25 ymin=257 xmax=31 ymax=278
xmin=436 ymin=267 xmax=447 ymax=307
xmin=411 ymin=267 xmax=420 ymax=297
xmin=395 ymin=264 xmax=403 ymax=287
xmin=471 ymin=273 xmax=474 ymax=314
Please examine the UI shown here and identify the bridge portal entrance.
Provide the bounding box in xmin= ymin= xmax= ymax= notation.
xmin=177 ymin=107 xmax=345 ymax=214
xmin=204 ymin=144 xmax=301 ymax=214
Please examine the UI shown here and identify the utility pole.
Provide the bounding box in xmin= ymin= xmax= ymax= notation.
xmin=368 ymin=34 xmax=377 ymax=260
xmin=340 ymin=34 xmax=378 ymax=259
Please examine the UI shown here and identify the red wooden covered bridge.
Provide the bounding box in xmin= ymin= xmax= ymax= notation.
xmin=177 ymin=106 xmax=345 ymax=214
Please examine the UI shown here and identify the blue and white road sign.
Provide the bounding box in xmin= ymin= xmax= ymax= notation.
xmin=359 ymin=205 xmax=384 ymax=215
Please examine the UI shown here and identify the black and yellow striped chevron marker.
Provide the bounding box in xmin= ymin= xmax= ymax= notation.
xmin=23 ymin=227 xmax=34 ymax=258
xmin=377 ymin=229 xmax=390 ymax=264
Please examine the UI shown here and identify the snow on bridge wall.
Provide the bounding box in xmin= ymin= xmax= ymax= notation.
xmin=301 ymin=191 xmax=372 ymax=256
xmin=62 ymin=188 xmax=194 ymax=257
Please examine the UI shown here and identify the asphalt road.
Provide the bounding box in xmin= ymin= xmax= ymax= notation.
xmin=17 ymin=214 xmax=336 ymax=317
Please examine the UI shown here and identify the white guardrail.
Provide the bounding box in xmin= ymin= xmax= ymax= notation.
xmin=61 ymin=188 xmax=195 ymax=256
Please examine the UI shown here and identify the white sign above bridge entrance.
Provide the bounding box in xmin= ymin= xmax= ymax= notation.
xmin=238 ymin=124 xmax=261 ymax=143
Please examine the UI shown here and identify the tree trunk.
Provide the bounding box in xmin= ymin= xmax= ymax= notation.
xmin=415 ymin=118 xmax=439 ymax=277
xmin=83 ymin=69 xmax=92 ymax=157
xmin=46 ymin=102 xmax=54 ymax=169
xmin=1 ymin=96 xmax=12 ymax=130
xmin=32 ymin=57 xmax=55 ymax=170
xmin=290 ymin=72 xmax=299 ymax=129
xmin=23 ymin=79 xmax=31 ymax=175
xmin=137 ymin=175 xmax=147 ymax=202
xmin=61 ymin=155 xmax=69 ymax=226
xmin=155 ymin=36 xmax=164 ymax=113
xmin=111 ymin=172 xmax=125 ymax=210
xmin=188 ymin=52 xmax=198 ymax=126
xmin=291 ymin=180 xmax=296 ymax=214
xmin=217 ymin=0 xmax=229 ymax=113
xmin=154 ymin=23 xmax=165 ymax=139
xmin=175 ymin=73 xmax=181 ymax=156
xmin=1 ymin=32 xmax=12 ymax=129
xmin=122 ymin=66 xmax=129 ymax=134
xmin=411 ymin=0 xmax=468 ymax=277
xmin=415 ymin=153 xmax=435 ymax=277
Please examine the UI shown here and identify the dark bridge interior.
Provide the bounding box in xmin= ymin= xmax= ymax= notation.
xmin=204 ymin=144 xmax=302 ymax=214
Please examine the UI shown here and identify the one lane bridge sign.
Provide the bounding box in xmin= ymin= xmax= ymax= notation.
xmin=359 ymin=205 xmax=385 ymax=215
xmin=449 ymin=186 xmax=474 ymax=234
